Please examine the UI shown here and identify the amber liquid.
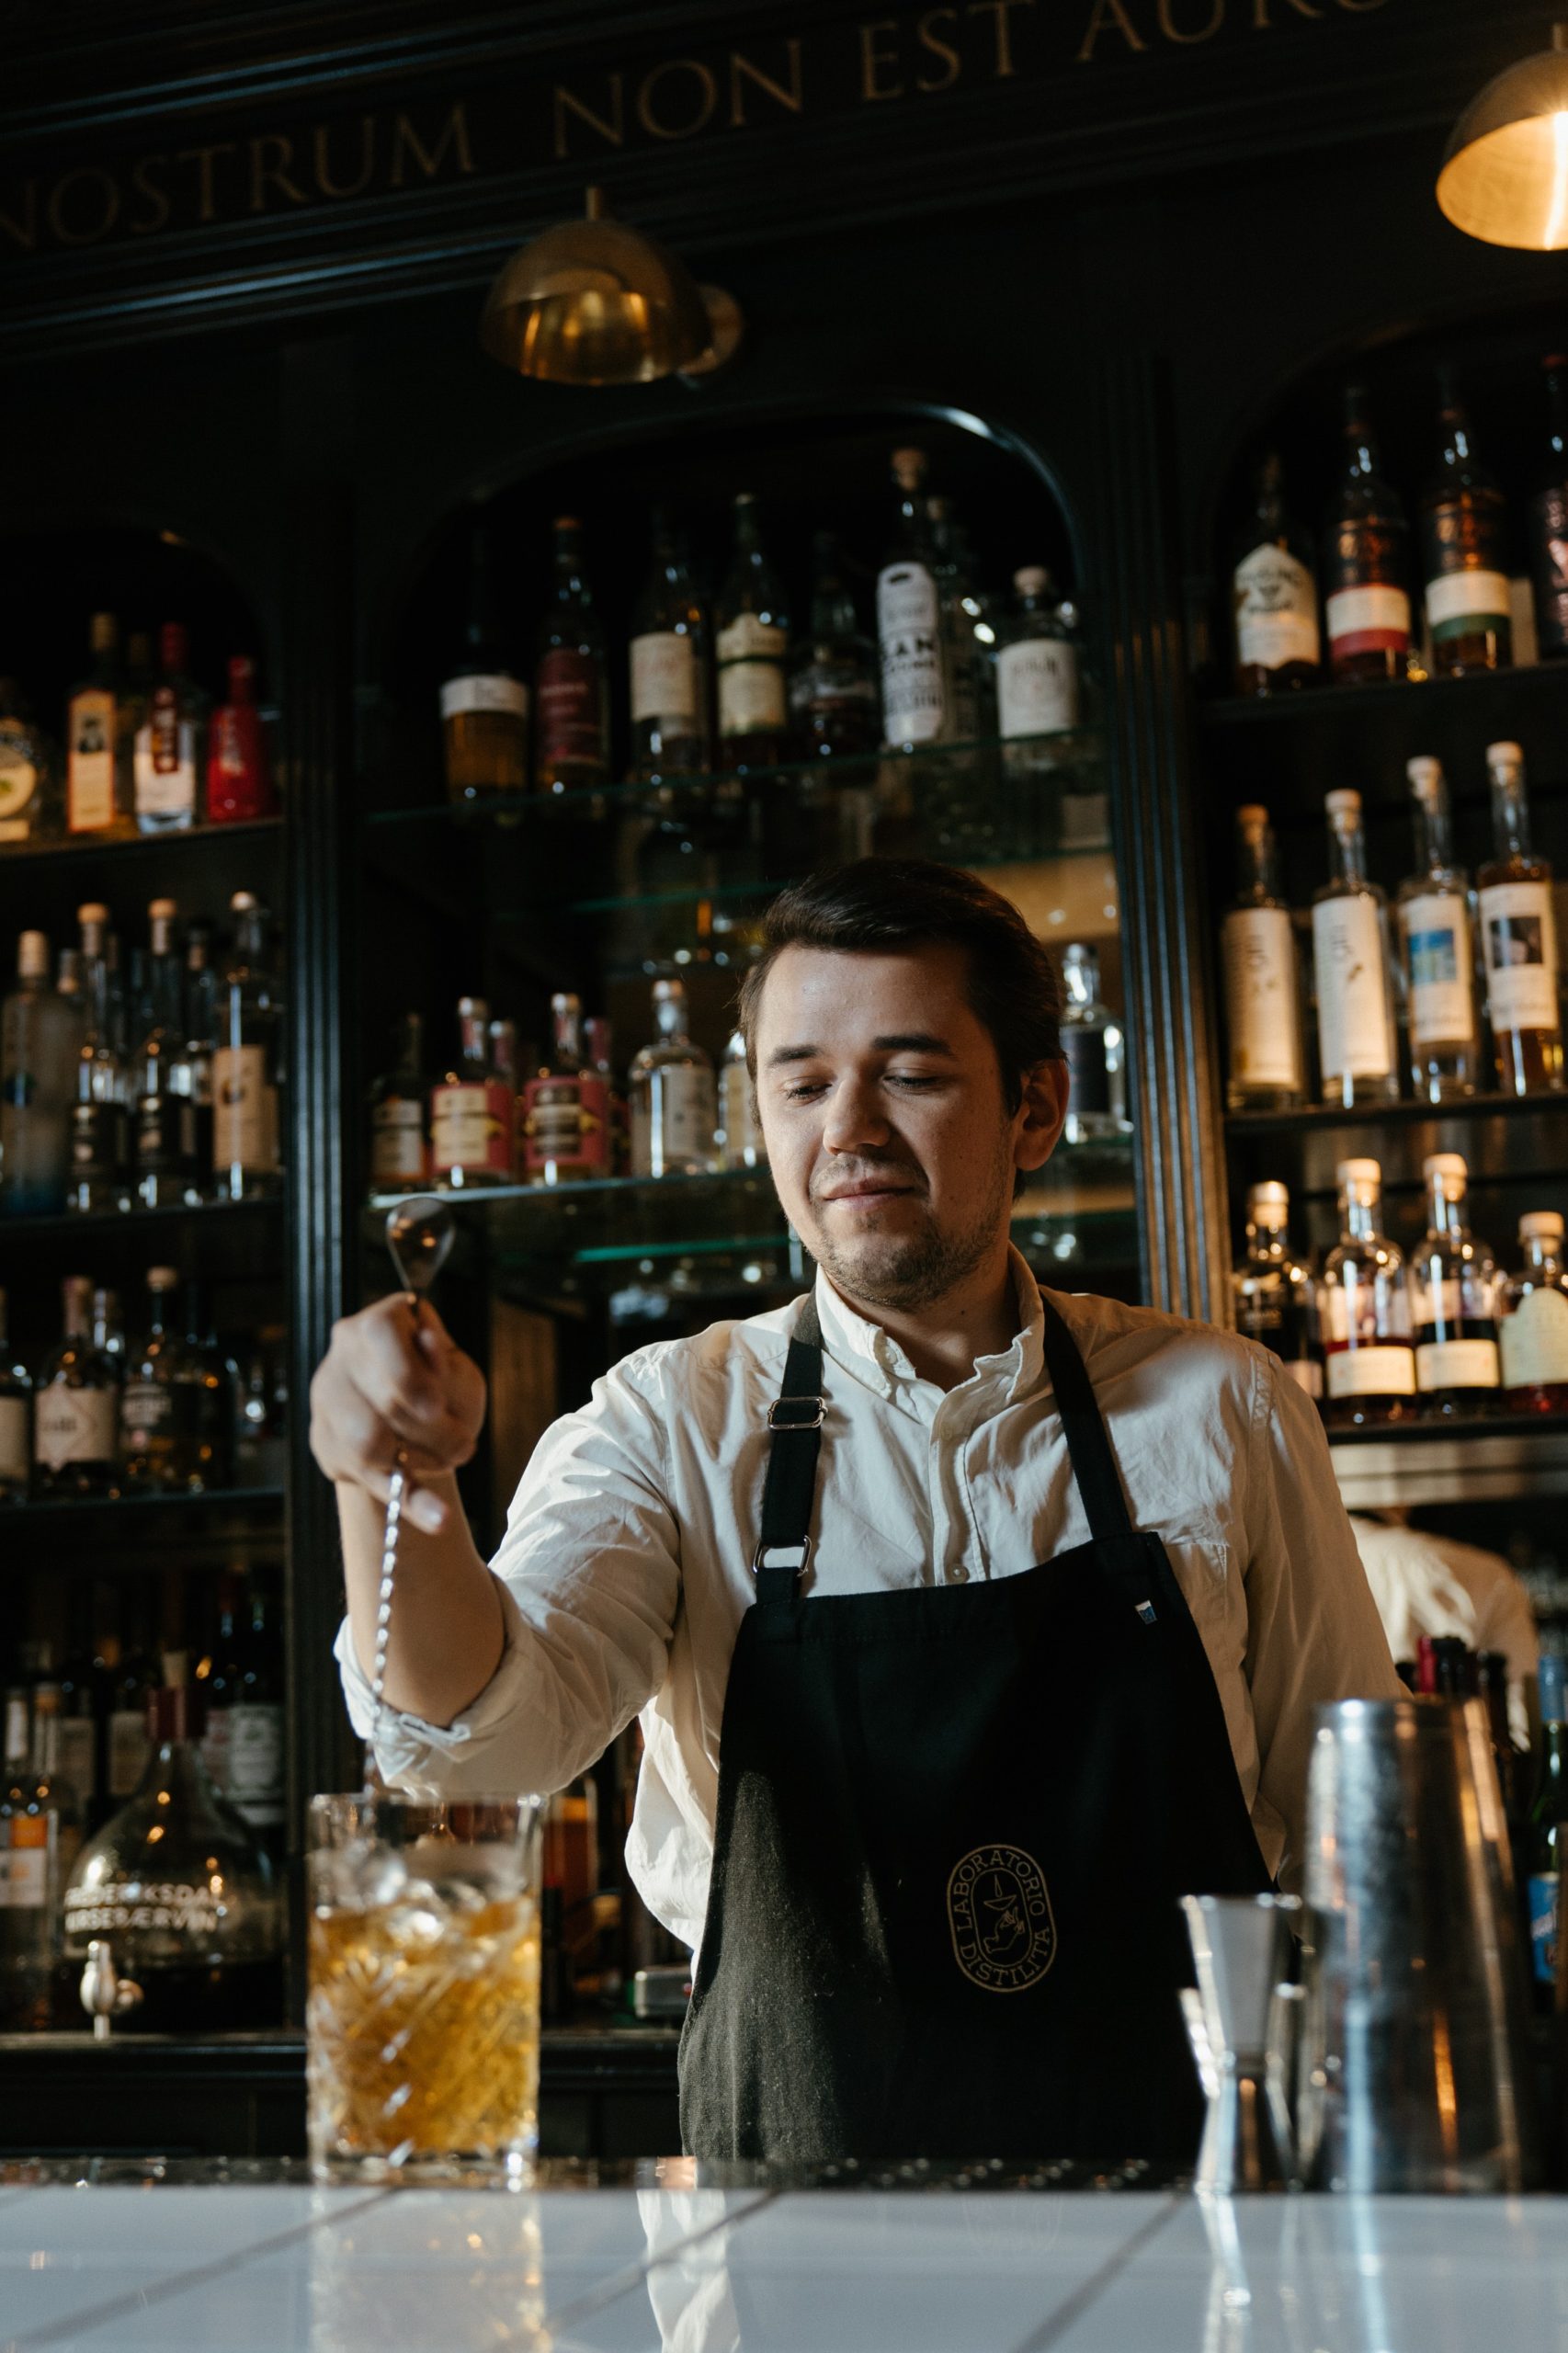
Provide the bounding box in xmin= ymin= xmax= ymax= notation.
xmin=1478 ymin=850 xmax=1564 ymax=1095
xmin=443 ymin=710 xmax=528 ymax=802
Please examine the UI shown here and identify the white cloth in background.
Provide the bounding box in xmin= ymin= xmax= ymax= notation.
xmin=1349 ymin=1514 xmax=1540 ymax=1747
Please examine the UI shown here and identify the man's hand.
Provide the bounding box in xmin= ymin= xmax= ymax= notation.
xmin=310 ymin=1295 xmax=486 ymax=1536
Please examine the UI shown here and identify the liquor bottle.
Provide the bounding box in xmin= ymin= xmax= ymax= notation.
xmin=1419 ymin=367 xmax=1511 ymax=677
xmin=1311 ymin=788 xmax=1400 ymax=1108
xmin=1059 ymin=943 xmax=1129 ymax=1142
xmin=65 ymin=613 xmax=134 ymax=838
xmin=1 ymin=929 xmax=81 ymax=1216
xmin=120 ymin=1268 xmax=205 ymax=1492
xmin=1318 ymin=1159 xmax=1417 ymax=1428
xmin=179 ymin=1278 xmax=236 ymax=1490
xmin=926 ymin=495 xmax=985 ymax=749
xmin=1529 ymin=356 xmax=1568 ymax=662
xmin=27 ymin=1682 xmax=83 ymax=1881
xmin=1233 ymin=1182 xmax=1322 ymax=1399
xmin=1322 ymin=388 xmax=1413 ymax=685
xmin=1528 ymin=1655 xmax=1568 ymax=2009
xmin=996 ymin=566 xmax=1081 ymax=750
xmin=206 ymin=655 xmax=275 ymax=823
xmin=522 ymin=993 xmax=610 ymax=1188
xmin=223 ymin=1589 xmax=285 ymax=1857
xmin=1397 ymin=757 xmax=1480 ymax=1102
xmin=368 ymin=1010 xmax=429 ymax=1194
xmin=181 ymin=922 xmax=218 ymax=1194
xmin=1230 ymin=451 xmax=1322 ymax=696
xmin=430 ymin=996 xmax=514 ymax=1188
xmin=878 ymin=448 xmax=949 ymax=748
xmin=198 ymin=1577 xmax=243 ymax=1797
xmin=133 ymin=622 xmax=206 ymax=834
xmin=55 ymin=1620 xmax=99 ymax=1827
xmin=717 ymin=1030 xmax=766 ymax=1171
xmin=630 ymin=981 xmax=718 ymax=1177
xmin=1499 ymin=1212 xmax=1568 ymax=1415
xmin=441 ymin=531 xmax=527 ymax=804
xmin=213 ymin=892 xmax=283 ymax=1199
xmin=585 ymin=1015 xmax=630 ymax=1176
xmin=1410 ymin=1154 xmax=1500 ymax=1419
xmin=0 ymin=1288 xmax=28 ymax=1502
xmin=787 ymin=532 xmax=881 ymax=761
xmin=99 ymin=1627 xmax=156 ymax=1812
xmin=1479 ymin=743 xmax=1563 ymax=1096
xmin=534 ymin=517 xmax=610 ymax=795
xmin=0 ymin=678 xmax=62 ymax=847
xmin=67 ymin=902 xmax=126 ymax=1216
xmin=630 ymin=511 xmax=710 ymax=787
xmin=1221 ymin=804 xmax=1304 ymax=1111
xmin=131 ymin=899 xmax=198 ymax=1208
xmin=715 ymin=494 xmax=790 ymax=772
xmin=0 ymin=1687 xmax=68 ymax=2031
xmin=32 ymin=1275 xmax=120 ymax=1497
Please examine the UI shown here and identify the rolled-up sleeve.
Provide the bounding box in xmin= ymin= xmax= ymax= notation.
xmin=1239 ymin=1354 xmax=1404 ymax=1890
xmin=337 ymin=1351 xmax=681 ymax=1801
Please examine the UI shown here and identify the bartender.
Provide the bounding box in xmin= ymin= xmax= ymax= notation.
xmin=312 ymin=858 xmax=1401 ymax=2164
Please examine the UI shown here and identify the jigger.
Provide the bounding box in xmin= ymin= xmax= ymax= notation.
xmin=1181 ymin=1892 xmax=1301 ymax=2194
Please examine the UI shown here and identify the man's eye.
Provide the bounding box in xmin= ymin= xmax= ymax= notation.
xmin=781 ymin=1081 xmax=829 ymax=1101
xmin=888 ymin=1074 xmax=942 ymax=1089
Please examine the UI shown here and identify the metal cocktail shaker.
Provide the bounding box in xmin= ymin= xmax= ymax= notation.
xmin=1296 ymin=1696 xmax=1539 ymax=2193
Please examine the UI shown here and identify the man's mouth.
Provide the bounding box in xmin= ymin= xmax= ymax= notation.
xmin=817 ymin=1179 xmax=921 ymax=1202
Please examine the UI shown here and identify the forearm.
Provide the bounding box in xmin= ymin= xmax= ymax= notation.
xmin=338 ymin=1475 xmax=506 ymax=1729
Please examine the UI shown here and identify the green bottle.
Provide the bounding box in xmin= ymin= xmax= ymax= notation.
xmin=1528 ymin=1654 xmax=1568 ymax=2002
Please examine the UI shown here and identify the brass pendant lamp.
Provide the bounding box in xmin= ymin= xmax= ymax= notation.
xmin=1437 ymin=24 xmax=1568 ymax=249
xmin=480 ymin=186 xmax=743 ymax=384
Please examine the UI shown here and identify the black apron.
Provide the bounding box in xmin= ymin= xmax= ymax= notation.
xmin=678 ymin=1290 xmax=1272 ymax=2165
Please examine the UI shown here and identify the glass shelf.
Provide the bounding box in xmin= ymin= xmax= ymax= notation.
xmin=0 ymin=1196 xmax=282 ymax=1240
xmin=1199 ymin=663 xmax=1568 ymax=733
xmin=0 ymin=816 xmax=283 ymax=869
xmin=1329 ymin=1418 xmax=1568 ymax=1509
xmin=1225 ymin=1091 xmax=1568 ymax=1138
xmin=2 ymin=1484 xmax=287 ymax=1561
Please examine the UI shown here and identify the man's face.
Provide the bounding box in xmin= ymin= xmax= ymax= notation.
xmin=753 ymin=942 xmax=1066 ymax=1314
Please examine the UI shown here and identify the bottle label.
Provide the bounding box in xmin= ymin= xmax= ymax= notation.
xmin=535 ymin=649 xmax=604 ymax=768
xmin=1281 ymin=1356 xmax=1324 ymax=1401
xmin=121 ymin=1378 xmax=175 ymax=1438
xmin=631 ymin=1068 xmax=717 ymax=1176
xmin=717 ymin=617 xmax=787 ymax=735
xmin=1531 ymin=1870 xmax=1560 ymax=1987
xmin=631 ymin=632 xmax=698 ymax=725
xmin=996 ymin=638 xmax=1079 ymax=737
xmin=1326 ymin=1344 xmax=1417 ymax=1400
xmin=136 ymin=1092 xmax=196 ymax=1175
xmin=369 ymin=1098 xmax=426 ymax=1188
xmin=1502 ymin=1286 xmax=1568 ymax=1390
xmin=1425 ymin=565 xmax=1511 ymax=642
xmin=1531 ymin=484 xmax=1568 ymax=655
xmin=1312 ymin=895 xmax=1393 ymax=1080
xmin=0 ymin=1816 xmax=51 ymax=1911
xmin=1233 ymin=544 xmax=1321 ymax=671
xmin=522 ymin=1071 xmax=610 ymax=1177
xmin=0 ymin=722 xmax=39 ymax=842
xmin=431 ymin=1079 xmax=513 ymax=1178
xmin=67 ymin=688 xmax=117 ymax=831
xmin=439 ymin=674 xmax=528 ymax=721
xmin=226 ymin=1701 xmax=286 ymax=1828
xmin=0 ymin=1392 xmax=28 ymax=1480
xmin=877 ymin=563 xmax=946 ymax=744
xmin=33 ymin=1383 xmax=118 ymax=1470
xmin=133 ymin=703 xmax=198 ymax=819
xmin=213 ymin=1044 xmax=279 ymax=1174
xmin=1481 ymin=879 xmax=1560 ymax=1037
xmin=720 ymin=1059 xmax=766 ymax=1168
xmin=1403 ymin=890 xmax=1475 ymax=1049
xmin=1222 ymin=906 xmax=1301 ymax=1089
xmin=72 ymin=1100 xmax=123 ymax=1182
xmin=1324 ymin=582 xmax=1411 ymax=662
xmin=1415 ymin=1337 xmax=1500 ymax=1393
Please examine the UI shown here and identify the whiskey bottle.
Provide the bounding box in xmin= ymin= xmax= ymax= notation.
xmin=630 ymin=980 xmax=718 ymax=1177
xmin=1230 ymin=451 xmax=1322 ymax=696
xmin=0 ymin=1287 xmax=30 ymax=1502
xmin=181 ymin=923 xmax=218 ymax=1193
xmin=1420 ymin=367 xmax=1511 ymax=677
xmin=1479 ymin=743 xmax=1563 ymax=1095
xmin=926 ymin=495 xmax=986 ymax=748
xmin=32 ymin=1274 xmax=120 ymax=1497
xmin=522 ymin=992 xmax=610 ymax=1188
xmin=132 ymin=898 xmax=198 ymax=1209
xmin=223 ymin=1589 xmax=285 ymax=1856
xmin=66 ymin=613 xmax=134 ymax=838
xmin=787 ymin=532 xmax=881 ymax=761
xmin=534 ymin=517 xmax=610 ymax=795
xmin=717 ymin=1030 xmax=766 ymax=1171
xmin=1410 ymin=1154 xmax=1500 ymax=1418
xmin=1221 ymin=804 xmax=1304 ymax=1111
xmin=1529 ymin=355 xmax=1568 ymax=663
xmin=133 ymin=623 xmax=205 ymax=834
xmin=1397 ymin=757 xmax=1479 ymax=1102
xmin=996 ymin=567 xmax=1081 ymax=748
xmin=178 ymin=1278 xmax=236 ymax=1491
xmin=1500 ymin=1213 xmax=1568 ymax=1414
xmin=1311 ymin=788 xmax=1400 ymax=1108
xmin=368 ymin=1010 xmax=429 ymax=1194
xmin=715 ymin=493 xmax=790 ymax=772
xmin=119 ymin=1268 xmax=204 ymax=1491
xmin=878 ymin=449 xmax=949 ymax=748
xmin=0 ymin=1687 xmax=68 ymax=2032
xmin=1319 ymin=1159 xmax=1417 ymax=1428
xmin=68 ymin=903 xmax=125 ymax=1215
xmin=430 ymin=996 xmax=514 ymax=1188
xmin=0 ymin=679 xmax=61 ymax=847
xmin=1233 ymin=1182 xmax=1321 ymax=1399
xmin=1322 ymin=388 xmax=1413 ymax=685
xmin=206 ymin=655 xmax=275 ymax=824
xmin=1059 ymin=943 xmax=1129 ymax=1142
xmin=630 ymin=510 xmax=710 ymax=787
xmin=441 ymin=532 xmax=528 ymax=805
xmin=213 ymin=892 xmax=283 ymax=1198
xmin=585 ymin=1015 xmax=630 ymax=1176
xmin=1 ymin=929 xmax=81 ymax=1217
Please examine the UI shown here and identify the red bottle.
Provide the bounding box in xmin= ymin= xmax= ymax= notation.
xmin=206 ymin=657 xmax=275 ymax=824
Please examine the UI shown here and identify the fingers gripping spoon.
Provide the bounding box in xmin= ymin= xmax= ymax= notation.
xmin=370 ymin=1199 xmax=457 ymax=1761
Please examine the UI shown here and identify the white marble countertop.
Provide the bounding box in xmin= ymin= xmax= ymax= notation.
xmin=3 ymin=2168 xmax=1565 ymax=2351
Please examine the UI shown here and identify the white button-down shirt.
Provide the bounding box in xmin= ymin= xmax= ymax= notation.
xmin=338 ymin=1252 xmax=1402 ymax=1952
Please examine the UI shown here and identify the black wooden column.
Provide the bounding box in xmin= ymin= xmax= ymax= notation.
xmin=280 ymin=336 xmax=361 ymax=1861
xmin=1087 ymin=351 xmax=1229 ymax=1325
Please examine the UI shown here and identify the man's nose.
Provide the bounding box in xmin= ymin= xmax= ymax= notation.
xmin=821 ymin=1077 xmax=892 ymax=1155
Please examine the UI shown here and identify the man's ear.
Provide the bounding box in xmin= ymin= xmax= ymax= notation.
xmin=1015 ymin=1057 xmax=1069 ymax=1176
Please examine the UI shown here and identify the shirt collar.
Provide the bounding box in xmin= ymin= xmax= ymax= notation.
xmin=810 ymin=1246 xmax=1046 ymax=1407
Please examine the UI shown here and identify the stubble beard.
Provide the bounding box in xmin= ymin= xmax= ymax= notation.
xmin=803 ymin=1134 xmax=1017 ymax=1313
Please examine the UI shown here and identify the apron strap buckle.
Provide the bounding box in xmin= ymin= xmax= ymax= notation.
xmin=753 ymin=1535 xmax=813 ymax=1580
xmin=767 ymin=1394 xmax=826 ymax=1431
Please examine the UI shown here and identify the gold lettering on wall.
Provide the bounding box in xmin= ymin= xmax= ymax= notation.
xmin=314 ymin=116 xmax=377 ymax=200
xmin=1158 ymin=0 xmax=1224 ymax=39
xmin=47 ymin=166 xmax=120 ymax=245
xmin=916 ymin=10 xmax=963 ymax=91
xmin=176 ymin=142 xmax=238 ymax=225
xmin=637 ymin=58 xmax=720 ymax=139
xmin=968 ymin=0 xmax=1036 ymax=76
xmin=390 ymin=105 xmax=475 ymax=188
xmin=249 ymin=133 xmax=307 ymax=213
xmin=1078 ymin=0 xmax=1148 ymax=57
xmin=553 ymin=75 xmax=626 ymax=157
xmin=728 ymin=42 xmax=804 ymax=125
xmin=128 ymin=153 xmax=172 ymax=234
xmin=859 ymin=19 xmax=905 ymax=100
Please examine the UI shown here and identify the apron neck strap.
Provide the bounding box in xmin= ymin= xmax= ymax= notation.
xmin=754 ymin=1293 xmax=826 ymax=1585
xmin=1038 ymin=1294 xmax=1135 ymax=1544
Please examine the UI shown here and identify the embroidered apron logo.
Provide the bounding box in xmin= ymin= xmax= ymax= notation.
xmin=947 ymin=1845 xmax=1056 ymax=1992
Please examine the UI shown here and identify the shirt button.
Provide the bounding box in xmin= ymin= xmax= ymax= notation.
xmin=949 ymin=1564 xmax=969 ymax=1585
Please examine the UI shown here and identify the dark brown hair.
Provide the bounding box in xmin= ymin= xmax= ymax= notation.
xmin=736 ymin=858 xmax=1063 ymax=1110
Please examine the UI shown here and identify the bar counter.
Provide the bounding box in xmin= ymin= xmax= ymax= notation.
xmin=0 ymin=2160 xmax=1562 ymax=2350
